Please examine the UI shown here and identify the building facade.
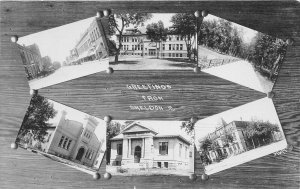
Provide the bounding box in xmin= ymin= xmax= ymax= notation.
xmin=29 ymin=110 xmax=104 ymax=168
xmin=17 ymin=43 xmax=43 ymax=79
xmin=110 ymin=122 xmax=192 ymax=171
xmin=198 ymin=120 xmax=283 ymax=163
xmin=67 ymin=18 xmax=109 ymax=65
xmin=115 ymin=27 xmax=189 ymax=58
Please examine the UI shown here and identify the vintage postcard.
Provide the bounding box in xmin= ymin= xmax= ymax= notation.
xmin=15 ymin=16 xmax=109 ymax=90
xmin=106 ymin=13 xmax=198 ymax=70
xmin=197 ymin=14 xmax=288 ymax=93
xmin=15 ymin=94 xmax=106 ymax=175
xmin=194 ymin=97 xmax=287 ymax=175
xmin=106 ymin=120 xmax=194 ymax=176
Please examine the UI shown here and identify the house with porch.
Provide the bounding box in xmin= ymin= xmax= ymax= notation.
xmin=110 ymin=121 xmax=193 ymax=171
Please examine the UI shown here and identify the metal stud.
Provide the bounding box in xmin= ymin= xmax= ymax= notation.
xmin=194 ymin=10 xmax=201 ymax=18
xmin=103 ymin=172 xmax=112 ymax=180
xmin=29 ymin=89 xmax=38 ymax=96
xmin=189 ymin=173 xmax=197 ymax=181
xmin=190 ymin=117 xmax=198 ymax=124
xmin=96 ymin=11 xmax=104 ymax=18
xmin=286 ymin=38 xmax=294 ymax=46
xmin=103 ymin=9 xmax=112 ymax=17
xmin=106 ymin=67 xmax=114 ymax=74
xmin=267 ymin=91 xmax=275 ymax=99
xmin=193 ymin=67 xmax=201 ymax=73
xmin=201 ymin=10 xmax=208 ymax=17
xmin=10 ymin=142 xmax=18 ymax=149
xmin=11 ymin=35 xmax=18 ymax=43
xmin=201 ymin=173 xmax=209 ymax=181
xmin=93 ymin=172 xmax=101 ymax=180
xmin=104 ymin=115 xmax=112 ymax=123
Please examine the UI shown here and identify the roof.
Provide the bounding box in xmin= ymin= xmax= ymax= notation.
xmin=110 ymin=121 xmax=192 ymax=144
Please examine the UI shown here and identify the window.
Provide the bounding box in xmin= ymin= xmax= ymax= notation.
xmin=169 ymin=36 xmax=171 ymax=41
xmin=157 ymin=162 xmax=161 ymax=168
xmin=159 ymin=142 xmax=168 ymax=155
xmin=185 ymin=146 xmax=188 ymax=159
xmin=58 ymin=136 xmax=64 ymax=147
xmin=117 ymin=143 xmax=122 ymax=155
xmin=164 ymin=162 xmax=168 ymax=168
xmin=172 ymin=44 xmax=175 ymax=50
xmin=180 ymin=54 xmax=183 ymax=57
xmin=162 ymin=44 xmax=165 ymax=50
xmin=176 ymin=44 xmax=179 ymax=50
xmin=62 ymin=137 xmax=68 ymax=149
xmin=169 ymin=44 xmax=171 ymax=50
xmin=169 ymin=53 xmax=171 ymax=57
xmin=177 ymin=36 xmax=179 ymax=40
xmin=179 ymin=143 xmax=182 ymax=157
xmin=181 ymin=36 xmax=183 ymax=41
xmin=66 ymin=140 xmax=72 ymax=150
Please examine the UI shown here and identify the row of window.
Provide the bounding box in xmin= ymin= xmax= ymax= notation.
xmin=163 ymin=44 xmax=184 ymax=51
xmin=20 ymin=50 xmax=40 ymax=66
xmin=58 ymin=136 xmax=72 ymax=150
xmin=85 ymin=149 xmax=95 ymax=160
xmin=84 ymin=130 xmax=92 ymax=139
xmin=78 ymin=26 xmax=101 ymax=55
xmin=121 ymin=36 xmax=184 ymax=43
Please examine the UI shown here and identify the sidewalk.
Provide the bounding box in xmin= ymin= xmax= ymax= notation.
xmin=29 ymin=58 xmax=108 ymax=89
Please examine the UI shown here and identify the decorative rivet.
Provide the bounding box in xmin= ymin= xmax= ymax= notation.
xmin=29 ymin=89 xmax=38 ymax=96
xmin=287 ymin=144 xmax=294 ymax=151
xmin=106 ymin=67 xmax=114 ymax=74
xmin=93 ymin=172 xmax=101 ymax=180
xmin=267 ymin=91 xmax=275 ymax=99
xmin=103 ymin=172 xmax=112 ymax=180
xmin=96 ymin=11 xmax=104 ymax=18
xmin=190 ymin=117 xmax=198 ymax=124
xmin=201 ymin=173 xmax=209 ymax=181
xmin=193 ymin=67 xmax=201 ymax=73
xmin=11 ymin=35 xmax=18 ymax=43
xmin=194 ymin=10 xmax=201 ymax=18
xmin=104 ymin=115 xmax=112 ymax=123
xmin=189 ymin=173 xmax=197 ymax=181
xmin=103 ymin=9 xmax=112 ymax=17
xmin=201 ymin=10 xmax=208 ymax=17
xmin=286 ymin=38 xmax=294 ymax=46
xmin=10 ymin=142 xmax=18 ymax=149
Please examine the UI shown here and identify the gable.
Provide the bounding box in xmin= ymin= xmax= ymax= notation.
xmin=122 ymin=124 xmax=154 ymax=134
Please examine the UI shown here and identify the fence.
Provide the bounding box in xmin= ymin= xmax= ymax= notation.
xmin=199 ymin=56 xmax=240 ymax=69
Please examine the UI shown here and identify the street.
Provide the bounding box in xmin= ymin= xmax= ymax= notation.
xmin=29 ymin=58 xmax=109 ymax=90
xmin=109 ymin=56 xmax=196 ymax=70
xmin=203 ymin=60 xmax=274 ymax=93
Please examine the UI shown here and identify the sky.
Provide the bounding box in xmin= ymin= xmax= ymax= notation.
xmin=46 ymin=99 xmax=106 ymax=141
xmin=18 ymin=17 xmax=95 ymax=63
xmin=194 ymin=97 xmax=282 ymax=143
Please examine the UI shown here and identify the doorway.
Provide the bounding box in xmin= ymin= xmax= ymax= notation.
xmin=134 ymin=146 xmax=141 ymax=163
xmin=75 ymin=147 xmax=85 ymax=161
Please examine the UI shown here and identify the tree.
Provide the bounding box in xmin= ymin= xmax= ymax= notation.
xmin=106 ymin=121 xmax=125 ymax=164
xmin=108 ymin=13 xmax=153 ymax=62
xmin=146 ymin=21 xmax=168 ymax=58
xmin=52 ymin=61 xmax=61 ymax=70
xmin=243 ymin=120 xmax=280 ymax=148
xmin=170 ymin=13 xmax=197 ymax=60
xmin=181 ymin=120 xmax=195 ymax=135
xmin=18 ymin=94 xmax=57 ymax=143
xmin=248 ymin=33 xmax=287 ymax=81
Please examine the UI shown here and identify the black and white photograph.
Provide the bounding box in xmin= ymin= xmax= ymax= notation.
xmin=107 ymin=13 xmax=200 ymax=70
xmin=197 ymin=14 xmax=288 ymax=93
xmin=106 ymin=120 xmax=194 ymax=176
xmin=194 ymin=97 xmax=287 ymax=175
xmin=16 ymin=16 xmax=109 ymax=90
xmin=15 ymin=94 xmax=107 ymax=175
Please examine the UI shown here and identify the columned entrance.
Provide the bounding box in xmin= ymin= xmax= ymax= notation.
xmin=134 ymin=146 xmax=141 ymax=163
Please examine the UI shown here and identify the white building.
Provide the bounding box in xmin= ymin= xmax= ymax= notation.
xmin=110 ymin=121 xmax=194 ymax=171
xmin=115 ymin=27 xmax=190 ymax=58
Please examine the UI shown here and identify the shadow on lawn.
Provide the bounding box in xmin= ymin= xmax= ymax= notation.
xmin=110 ymin=60 xmax=139 ymax=65
xmin=167 ymin=62 xmax=196 ymax=68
